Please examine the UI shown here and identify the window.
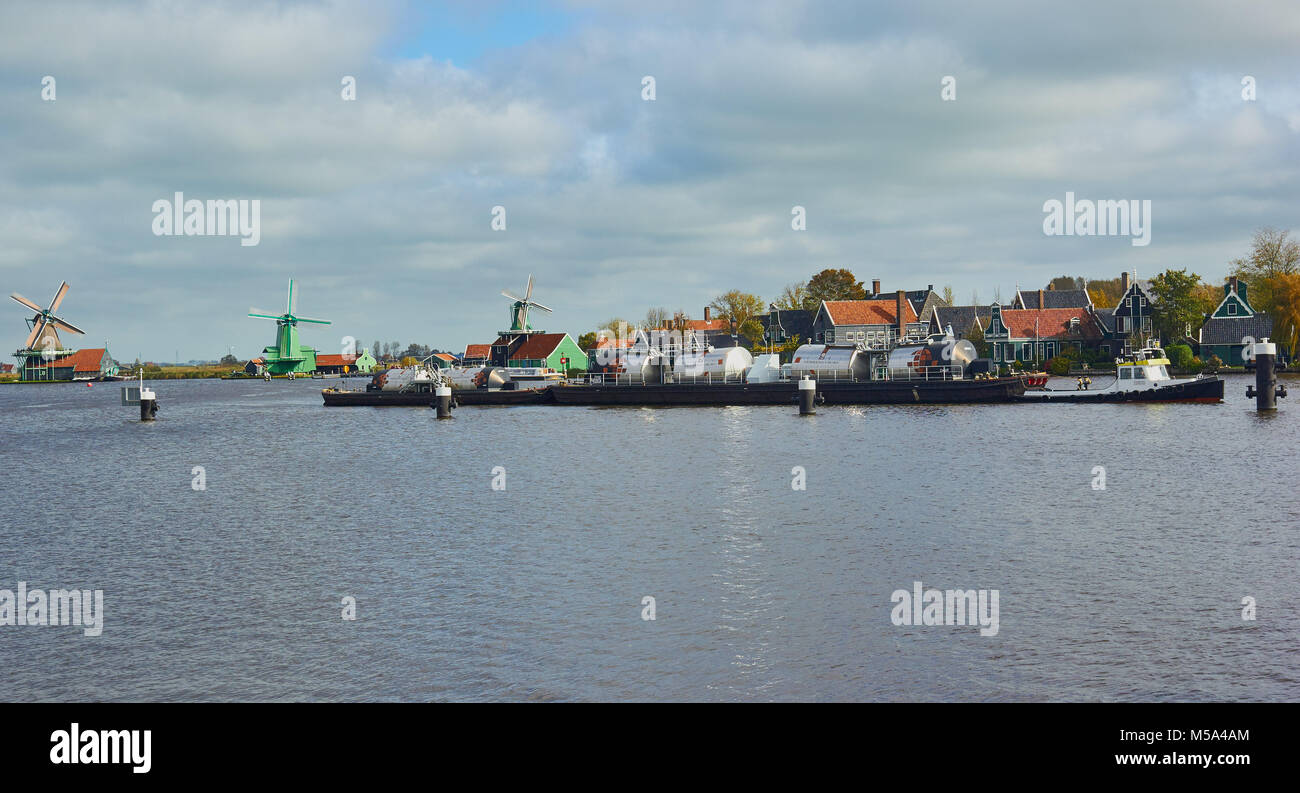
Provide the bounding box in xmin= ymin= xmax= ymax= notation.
xmin=994 ymin=345 xmax=1002 ymax=362
xmin=1022 ymin=343 xmax=1034 ymax=359
xmin=1125 ymin=297 xmax=1132 ymax=307
xmin=1116 ymin=317 xmax=1125 ymax=333
xmin=1120 ymin=368 xmax=1132 ymax=380
xmin=1228 ymin=303 xmax=1237 ymax=316
xmin=1133 ymin=367 xmax=1148 ymax=380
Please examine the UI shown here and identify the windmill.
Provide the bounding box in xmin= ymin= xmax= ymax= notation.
xmin=11 ymin=281 xmax=85 ymax=378
xmin=248 ymin=279 xmax=331 ymax=377
xmin=500 ymin=274 xmax=552 ymax=336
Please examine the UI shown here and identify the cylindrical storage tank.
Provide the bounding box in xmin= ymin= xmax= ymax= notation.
xmin=787 ymin=345 xmax=871 ymax=381
xmin=886 ymin=340 xmax=978 ymax=378
xmin=445 ymin=366 xmax=508 ymax=390
xmin=615 ymin=350 xmax=669 ymax=384
xmin=674 ymin=347 xmax=754 ymax=381
xmin=745 ymin=353 xmax=782 ymax=383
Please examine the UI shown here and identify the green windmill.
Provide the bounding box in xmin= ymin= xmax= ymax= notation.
xmin=248 ymin=279 xmax=331 ymax=376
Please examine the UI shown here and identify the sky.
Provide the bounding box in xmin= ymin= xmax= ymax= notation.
xmin=2 ymin=0 xmax=1298 ymax=361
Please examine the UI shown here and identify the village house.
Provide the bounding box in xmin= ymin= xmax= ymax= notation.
xmin=1198 ymin=276 xmax=1276 ymax=365
xmin=19 ymin=348 xmax=118 ymax=381
xmin=313 ymin=350 xmax=376 ymax=375
xmin=1011 ymin=285 xmax=1093 ymax=310
xmin=982 ymin=304 xmax=1107 ymax=366
xmin=810 ymin=290 xmax=927 ymax=347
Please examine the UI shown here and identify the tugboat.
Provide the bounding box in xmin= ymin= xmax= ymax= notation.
xmin=1017 ymin=342 xmax=1224 ymax=403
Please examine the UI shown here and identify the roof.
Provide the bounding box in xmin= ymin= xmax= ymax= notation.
xmin=931 ymin=305 xmax=991 ymax=334
xmin=498 ymin=332 xmax=569 ymax=360
xmin=1016 ymin=289 xmax=1092 ymax=310
xmin=1199 ymin=314 xmax=1273 ymax=346
xmin=998 ymin=309 xmax=1102 ymax=340
xmin=431 ymin=353 xmax=455 ymax=362
xmin=683 ymin=318 xmax=728 ymax=331
xmin=1093 ymin=308 xmax=1117 ymax=334
xmin=463 ymin=344 xmax=491 ymax=359
xmin=823 ymin=299 xmax=918 ymax=326
xmin=26 ymin=348 xmax=108 ymax=372
xmin=314 ymin=353 xmax=359 ymax=367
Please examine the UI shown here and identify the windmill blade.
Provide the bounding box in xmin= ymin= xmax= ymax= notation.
xmin=294 ymin=316 xmax=331 ymax=325
xmin=248 ymin=309 xmax=283 ymax=320
xmin=501 ymin=291 xmax=524 ymax=302
xmin=23 ymin=317 xmax=46 ymax=350
xmin=50 ymin=317 xmax=85 ymax=335
xmin=287 ymin=279 xmax=296 ymax=315
xmin=47 ymin=281 xmax=70 ymax=313
xmin=529 ymin=301 xmax=554 ymax=313
xmin=10 ymin=293 xmax=42 ymax=312
xmin=524 ymin=275 xmax=534 ymax=302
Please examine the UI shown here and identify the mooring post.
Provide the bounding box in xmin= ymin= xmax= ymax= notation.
xmin=798 ymin=376 xmax=816 ymax=415
xmin=435 ymin=385 xmax=453 ymax=419
xmin=139 ymin=381 xmax=157 ymax=421
xmin=1246 ymin=338 xmax=1285 ymax=411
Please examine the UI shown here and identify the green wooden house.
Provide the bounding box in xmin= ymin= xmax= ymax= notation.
xmin=495 ymin=332 xmax=587 ymax=373
xmin=1198 ymin=276 xmax=1276 ymax=365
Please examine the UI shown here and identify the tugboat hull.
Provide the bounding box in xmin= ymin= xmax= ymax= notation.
xmin=1017 ymin=376 xmax=1224 ymax=403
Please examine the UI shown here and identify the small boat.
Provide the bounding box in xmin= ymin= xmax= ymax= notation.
xmin=1017 ymin=343 xmax=1224 ymax=403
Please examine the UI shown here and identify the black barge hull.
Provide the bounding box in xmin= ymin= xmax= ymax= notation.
xmin=323 ymin=379 xmax=1026 ymax=408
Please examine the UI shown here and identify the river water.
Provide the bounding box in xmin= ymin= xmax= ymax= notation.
xmin=1 ymin=375 xmax=1296 ymax=701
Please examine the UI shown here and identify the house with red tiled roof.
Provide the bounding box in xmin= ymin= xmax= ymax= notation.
xmin=810 ymin=292 xmax=927 ymax=347
xmin=983 ymin=303 xmax=1108 ymax=366
xmin=20 ymin=348 xmax=118 ymax=381
xmin=461 ymin=344 xmax=492 ymax=366
xmin=489 ymin=332 xmax=587 ymax=373
xmin=313 ymin=350 xmax=376 ymax=374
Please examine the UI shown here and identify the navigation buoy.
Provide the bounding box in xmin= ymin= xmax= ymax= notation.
xmin=435 ymin=385 xmax=453 ymax=419
xmin=86 ymin=382 xmax=92 ymax=388
xmin=1246 ymin=338 xmax=1287 ymax=411
xmin=798 ymin=376 xmax=816 ymax=415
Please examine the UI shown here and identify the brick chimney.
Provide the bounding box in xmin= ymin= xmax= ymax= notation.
xmin=1229 ymin=275 xmax=1239 ymax=294
xmin=703 ymin=306 xmax=711 ymax=322
xmin=896 ymin=290 xmax=907 ymax=339
xmin=1121 ymin=271 xmax=1130 ymax=293
xmin=1038 ymin=289 xmax=1045 ymax=309
xmin=872 ymin=278 xmax=881 ymax=296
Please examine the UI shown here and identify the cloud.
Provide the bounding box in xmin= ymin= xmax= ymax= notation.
xmin=1 ymin=0 xmax=1297 ymax=358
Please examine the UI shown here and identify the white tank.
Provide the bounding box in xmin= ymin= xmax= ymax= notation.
xmin=886 ymin=339 xmax=977 ymax=378
xmin=674 ymin=347 xmax=753 ymax=381
xmin=745 ymin=353 xmax=783 ymax=383
xmin=444 ymin=366 xmax=508 ymax=390
xmin=377 ymin=366 xmax=435 ymax=391
xmin=614 ymin=349 xmax=670 ymax=384
xmin=787 ymin=344 xmax=871 ymax=380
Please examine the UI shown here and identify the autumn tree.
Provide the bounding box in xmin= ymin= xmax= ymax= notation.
xmin=941 ymin=285 xmax=954 ymax=306
xmin=805 ymin=268 xmax=867 ymax=303
xmin=1085 ymin=277 xmax=1124 ymax=308
xmin=708 ymin=290 xmax=766 ymax=346
xmin=642 ymin=307 xmax=670 ymax=330
xmin=1230 ymin=227 xmax=1300 ymax=316
xmin=773 ymin=282 xmax=816 ymax=312
xmin=1268 ymin=273 xmax=1300 ymax=357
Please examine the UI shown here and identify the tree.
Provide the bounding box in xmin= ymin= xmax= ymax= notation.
xmin=643 ymin=307 xmax=670 ymax=330
xmin=941 ymin=285 xmax=954 ymax=306
xmin=967 ymin=321 xmax=989 ymax=358
xmin=578 ymin=331 xmax=598 ymax=350
xmin=219 ymin=353 xmax=238 ymax=365
xmin=708 ymin=290 xmax=765 ymax=346
xmin=970 ymin=289 xmax=980 ymax=306
xmin=1086 ymin=277 xmax=1124 ymax=309
xmin=805 ymin=268 xmax=866 ymax=303
xmin=774 ymin=282 xmax=815 ymax=312
xmin=1149 ymin=268 xmax=1206 ymax=342
xmin=1267 ymin=272 xmax=1300 ymax=357
xmin=1048 ymin=276 xmax=1085 ymax=292
xmin=1231 ymin=227 xmax=1300 ymax=318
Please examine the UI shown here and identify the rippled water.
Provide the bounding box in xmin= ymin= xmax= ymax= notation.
xmin=1 ymin=375 xmax=1297 ymax=701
